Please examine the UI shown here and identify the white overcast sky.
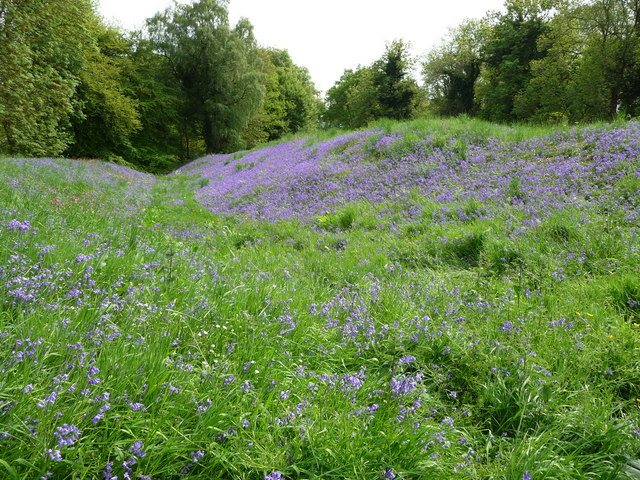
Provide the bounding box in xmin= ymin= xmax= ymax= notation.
xmin=97 ymin=0 xmax=505 ymax=94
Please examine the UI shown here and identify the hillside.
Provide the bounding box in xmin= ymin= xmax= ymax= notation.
xmin=1 ymin=120 xmax=639 ymax=479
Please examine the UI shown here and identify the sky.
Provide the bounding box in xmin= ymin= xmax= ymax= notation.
xmin=97 ymin=0 xmax=506 ymax=95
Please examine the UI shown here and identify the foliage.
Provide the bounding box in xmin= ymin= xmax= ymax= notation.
xmin=243 ymin=48 xmax=322 ymax=148
xmin=422 ymin=20 xmax=488 ymax=116
xmin=125 ymin=35 xmax=185 ymax=172
xmin=146 ymin=0 xmax=265 ymax=154
xmin=0 ymin=0 xmax=94 ymax=156
xmin=324 ymin=41 xmax=422 ymax=128
xmin=476 ymin=1 xmax=552 ymax=122
xmin=422 ymin=0 xmax=640 ymax=123
xmin=372 ymin=40 xmax=423 ymax=120
xmin=1 ymin=119 xmax=639 ymax=479
xmin=66 ymin=22 xmax=142 ymax=162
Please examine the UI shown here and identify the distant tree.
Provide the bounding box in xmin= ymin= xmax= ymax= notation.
xmin=0 ymin=0 xmax=94 ymax=156
xmin=372 ymin=40 xmax=422 ymax=120
xmin=324 ymin=40 xmax=421 ymax=128
xmin=324 ymin=67 xmax=378 ymax=128
xmin=476 ymin=0 xmax=555 ymax=122
xmin=124 ymin=35 xmax=184 ymax=172
xmin=67 ymin=22 xmax=142 ymax=163
xmin=146 ymin=0 xmax=265 ymax=154
xmin=244 ymin=48 xmax=322 ymax=147
xmin=511 ymin=3 xmax=582 ymax=122
xmin=422 ymin=19 xmax=489 ymax=116
xmin=571 ymin=0 xmax=640 ymax=119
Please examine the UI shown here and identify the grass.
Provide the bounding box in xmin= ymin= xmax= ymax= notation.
xmin=1 ymin=119 xmax=640 ymax=479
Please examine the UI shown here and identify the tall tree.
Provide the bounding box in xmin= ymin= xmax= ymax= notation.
xmin=572 ymin=0 xmax=640 ymax=118
xmin=476 ymin=0 xmax=554 ymax=122
xmin=0 ymin=0 xmax=94 ymax=156
xmin=244 ymin=48 xmax=322 ymax=147
xmin=512 ymin=2 xmax=582 ymax=121
xmin=422 ymin=19 xmax=488 ymax=116
xmin=125 ymin=35 xmax=184 ymax=172
xmin=372 ymin=40 xmax=422 ymax=120
xmin=67 ymin=22 xmax=142 ymax=163
xmin=324 ymin=40 xmax=421 ymax=128
xmin=146 ymin=0 xmax=264 ymax=154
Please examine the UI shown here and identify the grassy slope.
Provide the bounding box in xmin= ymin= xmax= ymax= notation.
xmin=1 ymin=119 xmax=639 ymax=480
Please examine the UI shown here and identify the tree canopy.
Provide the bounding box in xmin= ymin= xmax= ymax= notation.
xmin=422 ymin=0 xmax=640 ymax=123
xmin=324 ymin=40 xmax=423 ymax=128
xmin=0 ymin=0 xmax=321 ymax=171
xmin=2 ymin=0 xmax=639 ymax=170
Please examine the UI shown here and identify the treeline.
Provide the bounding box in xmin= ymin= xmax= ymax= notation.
xmin=309 ymin=0 xmax=640 ymax=130
xmin=0 ymin=0 xmax=321 ymax=172
xmin=422 ymin=0 xmax=640 ymax=123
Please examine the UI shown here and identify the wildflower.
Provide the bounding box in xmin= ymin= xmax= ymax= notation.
xmin=37 ymin=391 xmax=57 ymax=409
xmin=46 ymin=449 xmax=62 ymax=461
xmin=103 ymin=461 xmax=116 ymax=480
xmin=264 ymin=472 xmax=282 ymax=480
xmin=128 ymin=402 xmax=147 ymax=412
xmin=382 ymin=467 xmax=396 ymax=479
xmin=191 ymin=450 xmax=204 ymax=462
xmin=54 ymin=424 xmax=82 ymax=446
xmin=7 ymin=219 xmax=32 ymax=231
xmin=130 ymin=440 xmax=146 ymax=457
xmin=522 ymin=473 xmax=532 ymax=480
xmin=398 ymin=355 xmax=416 ymax=364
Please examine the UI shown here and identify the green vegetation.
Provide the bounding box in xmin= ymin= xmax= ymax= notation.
xmin=2 ymin=0 xmax=639 ymax=172
xmin=0 ymin=0 xmax=322 ymax=172
xmin=323 ymin=40 xmax=425 ymax=129
xmin=423 ymin=0 xmax=640 ymax=123
xmin=1 ymin=119 xmax=639 ymax=479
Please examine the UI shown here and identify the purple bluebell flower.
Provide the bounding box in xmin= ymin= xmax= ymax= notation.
xmin=398 ymin=355 xmax=416 ymax=364
xmin=129 ymin=402 xmax=147 ymax=412
xmin=54 ymin=424 xmax=82 ymax=446
xmin=130 ymin=440 xmax=146 ymax=457
xmin=46 ymin=449 xmax=62 ymax=461
xmin=382 ymin=467 xmax=396 ymax=479
xmin=191 ymin=450 xmax=204 ymax=462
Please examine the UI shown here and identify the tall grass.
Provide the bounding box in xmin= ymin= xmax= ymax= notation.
xmin=1 ymin=119 xmax=639 ymax=480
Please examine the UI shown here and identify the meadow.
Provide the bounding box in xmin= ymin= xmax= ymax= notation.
xmin=1 ymin=118 xmax=640 ymax=479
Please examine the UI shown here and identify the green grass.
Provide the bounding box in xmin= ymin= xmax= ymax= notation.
xmin=0 ymin=120 xmax=639 ymax=480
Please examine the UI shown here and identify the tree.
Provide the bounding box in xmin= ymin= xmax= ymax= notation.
xmin=422 ymin=20 xmax=488 ymax=116
xmin=0 ymin=0 xmax=94 ymax=156
xmin=324 ymin=40 xmax=421 ymax=128
xmin=125 ymin=35 xmax=184 ymax=172
xmin=323 ymin=67 xmax=378 ymax=128
xmin=244 ymin=48 xmax=322 ymax=147
xmin=476 ymin=0 xmax=554 ymax=122
xmin=571 ymin=0 xmax=640 ymax=119
xmin=67 ymin=22 xmax=142 ymax=163
xmin=372 ymin=40 xmax=422 ymax=120
xmin=146 ymin=0 xmax=265 ymax=154
xmin=512 ymin=2 xmax=582 ymax=121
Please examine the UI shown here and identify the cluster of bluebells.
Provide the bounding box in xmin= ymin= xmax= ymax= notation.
xmin=179 ymin=123 xmax=640 ymax=225
xmin=0 ymin=124 xmax=638 ymax=480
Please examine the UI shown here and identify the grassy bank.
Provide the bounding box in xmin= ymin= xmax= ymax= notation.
xmin=1 ymin=119 xmax=639 ymax=479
